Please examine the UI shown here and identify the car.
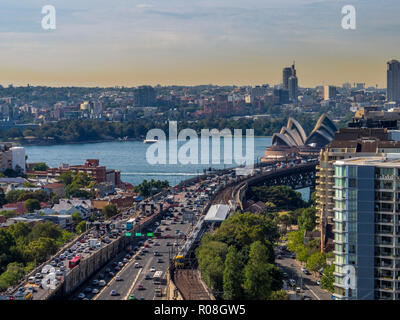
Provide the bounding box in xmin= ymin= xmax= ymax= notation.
xmin=154 ymin=242 xmax=160 ymax=246
xmin=28 ymin=276 xmax=35 ymax=284
xmin=157 ymin=258 xmax=163 ymax=263
xmin=77 ymin=293 xmax=85 ymax=299
xmin=110 ymin=290 xmax=118 ymax=296
xmin=56 ymin=270 xmax=64 ymax=276
xmin=125 ymin=254 xmax=131 ymax=259
xmin=145 ymin=274 xmax=151 ymax=280
xmin=99 ymin=273 xmax=105 ymax=279
xmin=93 ymin=279 xmax=99 ymax=286
xmin=282 ymin=272 xmax=288 ymax=278
xmin=85 ymin=287 xmax=92 ymax=293
xmin=128 ymin=294 xmax=135 ymax=300
xmin=134 ymin=263 xmax=141 ymax=268
xmin=138 ymin=284 xmax=144 ymax=290
xmin=115 ymin=266 xmax=121 ymax=271
xmin=289 ymin=279 xmax=296 ymax=287
xmin=99 ymin=280 xmax=106 ymax=287
xmin=316 ymin=280 xmax=321 ymax=286
xmin=135 ymin=256 xmax=141 ymax=260
xmin=109 ymin=271 xmax=115 ymax=277
xmin=150 ymin=267 xmax=156 ymax=272
xmin=35 ymin=273 xmax=43 ymax=279
xmin=166 ymin=242 xmax=171 ymax=246
xmin=118 ymin=262 xmax=124 ymax=267
xmin=123 ymin=258 xmax=128 ymax=263
xmin=180 ymin=221 xmax=184 ymax=224
xmin=105 ymin=268 xmax=111 ymax=273
xmin=296 ymin=287 xmax=301 ymax=293
xmin=116 ymin=276 xmax=122 ymax=281
xmin=27 ymin=286 xmax=37 ymax=293
xmin=277 ymin=255 xmax=282 ymax=259
xmin=92 ymin=288 xmax=99 ymax=294
xmin=112 ymin=262 xmax=118 ymax=267
xmin=303 ymin=295 xmax=312 ymax=300
xmin=173 ymin=242 xmax=178 ymax=246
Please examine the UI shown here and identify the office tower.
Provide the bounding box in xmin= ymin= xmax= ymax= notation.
xmin=324 ymin=86 xmax=338 ymax=101
xmin=282 ymin=67 xmax=292 ymax=90
xmin=332 ymin=156 xmax=400 ymax=300
xmin=356 ymin=83 xmax=365 ymax=90
xmin=288 ymin=75 xmax=298 ymax=103
xmin=316 ymin=128 xmax=400 ymax=253
xmin=387 ymin=60 xmax=400 ymax=103
xmin=273 ymin=89 xmax=289 ymax=105
xmin=282 ymin=62 xmax=297 ymax=90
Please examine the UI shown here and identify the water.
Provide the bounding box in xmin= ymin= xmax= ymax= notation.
xmin=24 ymin=137 xmax=271 ymax=186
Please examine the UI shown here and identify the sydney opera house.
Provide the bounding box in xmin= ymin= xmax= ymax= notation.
xmin=262 ymin=114 xmax=338 ymax=161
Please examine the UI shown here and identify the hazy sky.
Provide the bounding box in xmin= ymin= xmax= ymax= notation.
xmin=0 ymin=0 xmax=399 ymax=87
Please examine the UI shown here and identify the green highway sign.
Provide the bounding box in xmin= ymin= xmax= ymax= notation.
xmin=135 ymin=233 xmax=143 ymax=237
xmin=125 ymin=233 xmax=132 ymax=237
xmin=147 ymin=233 xmax=153 ymax=237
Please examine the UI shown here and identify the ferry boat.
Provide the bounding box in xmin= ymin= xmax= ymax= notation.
xmin=143 ymin=139 xmax=158 ymax=144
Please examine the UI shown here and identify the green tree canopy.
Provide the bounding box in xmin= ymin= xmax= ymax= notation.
xmin=251 ymin=185 xmax=306 ymax=210
xmin=76 ymin=221 xmax=87 ymax=234
xmin=223 ymin=246 xmax=243 ymax=300
xmin=298 ymin=207 xmax=317 ymax=231
xmin=102 ymin=204 xmax=118 ymax=219
xmin=24 ymin=198 xmax=41 ymax=212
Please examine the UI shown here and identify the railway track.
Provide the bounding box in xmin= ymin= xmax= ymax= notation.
xmin=174 ymin=269 xmax=212 ymax=300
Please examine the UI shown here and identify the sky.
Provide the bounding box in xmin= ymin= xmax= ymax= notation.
xmin=0 ymin=0 xmax=399 ymax=88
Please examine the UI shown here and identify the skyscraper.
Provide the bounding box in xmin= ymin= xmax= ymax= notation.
xmin=288 ymin=75 xmax=298 ymax=103
xmin=282 ymin=67 xmax=292 ymax=90
xmin=387 ymin=60 xmax=400 ymax=103
xmin=333 ymin=156 xmax=400 ymax=300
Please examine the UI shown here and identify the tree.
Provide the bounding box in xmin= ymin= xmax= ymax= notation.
xmin=223 ymin=246 xmax=243 ymax=300
xmin=72 ymin=212 xmax=82 ymax=222
xmin=320 ymin=263 xmax=335 ymax=293
xmin=23 ymin=237 xmax=57 ymax=263
xmin=269 ymin=290 xmax=289 ymax=300
xmin=306 ymin=252 xmax=326 ymax=272
xmin=298 ymin=207 xmax=317 ymax=231
xmin=251 ymin=185 xmax=306 ymax=210
xmin=29 ymin=221 xmax=62 ymax=241
xmin=0 ymin=189 xmax=5 ymax=206
xmin=76 ymin=221 xmax=87 ymax=234
xmin=196 ymin=240 xmax=228 ymax=293
xmin=102 ymin=204 xmax=118 ymax=219
xmin=0 ymin=262 xmax=26 ymax=291
xmin=57 ymin=172 xmax=73 ymax=185
xmin=243 ymin=241 xmax=279 ymax=300
xmin=24 ymin=199 xmax=41 ymax=212
xmin=32 ymin=162 xmax=48 ymax=171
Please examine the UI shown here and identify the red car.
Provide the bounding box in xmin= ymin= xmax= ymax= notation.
xmin=138 ymin=284 xmax=144 ymax=290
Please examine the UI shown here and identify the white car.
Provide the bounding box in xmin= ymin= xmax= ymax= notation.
xmin=92 ymin=288 xmax=99 ymax=294
xmin=150 ymin=267 xmax=156 ymax=272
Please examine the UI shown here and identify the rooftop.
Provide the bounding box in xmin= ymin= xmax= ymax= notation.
xmin=335 ymin=155 xmax=400 ymax=167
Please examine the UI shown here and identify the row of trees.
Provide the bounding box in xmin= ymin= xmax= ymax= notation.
xmin=0 ymin=221 xmax=74 ymax=291
xmin=134 ymin=179 xmax=170 ymax=197
xmin=196 ymin=212 xmax=284 ymax=300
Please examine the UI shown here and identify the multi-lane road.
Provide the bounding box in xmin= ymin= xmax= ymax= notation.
xmin=71 ymin=187 xmax=208 ymax=300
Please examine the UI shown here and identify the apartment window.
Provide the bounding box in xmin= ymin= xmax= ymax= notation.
xmin=335 ymin=233 xmax=346 ymax=242
xmin=349 ymin=179 xmax=357 ymax=188
xmin=335 ymin=178 xmax=347 ymax=188
xmin=335 ymin=255 xmax=345 ymax=264
xmin=335 ymin=189 xmax=345 ymax=199
xmin=348 ymin=166 xmax=357 ymax=178
xmin=335 ymin=166 xmax=346 ymax=177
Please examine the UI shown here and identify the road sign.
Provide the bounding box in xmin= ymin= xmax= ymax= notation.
xmin=147 ymin=233 xmax=153 ymax=237
xmin=135 ymin=233 xmax=143 ymax=237
xmin=125 ymin=233 xmax=132 ymax=237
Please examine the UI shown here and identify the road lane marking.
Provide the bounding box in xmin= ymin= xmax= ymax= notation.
xmin=304 ymin=284 xmax=321 ymax=300
xmin=124 ymin=268 xmax=143 ymax=300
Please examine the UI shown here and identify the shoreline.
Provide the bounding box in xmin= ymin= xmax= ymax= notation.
xmin=19 ymin=136 xmax=272 ymax=147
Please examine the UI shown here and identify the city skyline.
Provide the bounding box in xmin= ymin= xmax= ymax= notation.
xmin=0 ymin=0 xmax=399 ymax=87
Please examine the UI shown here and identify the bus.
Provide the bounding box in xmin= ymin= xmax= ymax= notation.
xmin=174 ymin=255 xmax=184 ymax=269
xmin=153 ymin=271 xmax=163 ymax=285
xmin=69 ymin=255 xmax=81 ymax=269
xmin=126 ymin=219 xmax=135 ymax=230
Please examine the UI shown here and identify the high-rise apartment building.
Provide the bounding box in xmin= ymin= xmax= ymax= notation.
xmin=288 ymin=76 xmax=298 ymax=103
xmin=333 ymin=156 xmax=400 ymax=300
xmin=134 ymin=86 xmax=157 ymax=106
xmin=387 ymin=60 xmax=400 ymax=103
xmin=316 ymin=128 xmax=400 ymax=252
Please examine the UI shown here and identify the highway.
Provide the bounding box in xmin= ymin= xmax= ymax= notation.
xmin=72 ymin=186 xmax=209 ymax=300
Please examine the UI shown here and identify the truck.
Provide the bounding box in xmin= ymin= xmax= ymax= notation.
xmin=153 ymin=271 xmax=163 ymax=285
xmin=88 ymin=238 xmax=98 ymax=249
